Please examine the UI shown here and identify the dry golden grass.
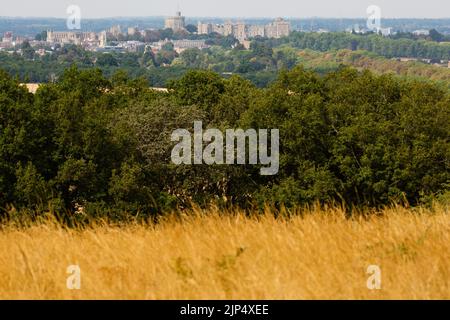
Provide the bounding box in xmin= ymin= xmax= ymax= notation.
xmin=0 ymin=205 xmax=449 ymax=300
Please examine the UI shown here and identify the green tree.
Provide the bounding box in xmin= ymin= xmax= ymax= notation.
xmin=185 ymin=24 xmax=198 ymax=34
xmin=168 ymin=70 xmax=225 ymax=110
xmin=96 ymin=53 xmax=119 ymax=67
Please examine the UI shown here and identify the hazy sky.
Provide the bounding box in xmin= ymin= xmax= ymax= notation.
xmin=2 ymin=0 xmax=449 ymax=18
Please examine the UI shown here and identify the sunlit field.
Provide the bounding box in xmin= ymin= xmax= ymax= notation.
xmin=0 ymin=205 xmax=449 ymax=300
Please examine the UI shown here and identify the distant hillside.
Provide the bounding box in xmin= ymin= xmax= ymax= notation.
xmin=294 ymin=48 xmax=450 ymax=86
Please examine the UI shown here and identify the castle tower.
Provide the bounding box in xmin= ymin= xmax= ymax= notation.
xmin=165 ymin=10 xmax=186 ymax=31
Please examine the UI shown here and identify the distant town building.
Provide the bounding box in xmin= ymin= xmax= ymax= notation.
xmin=248 ymin=25 xmax=266 ymax=38
xmin=0 ymin=32 xmax=14 ymax=49
xmin=234 ymin=22 xmax=247 ymax=41
xmin=346 ymin=25 xmax=368 ymax=34
xmin=21 ymin=83 xmax=40 ymax=94
xmin=197 ymin=18 xmax=291 ymax=41
xmin=99 ymin=31 xmax=107 ymax=47
xmin=265 ymin=18 xmax=291 ymax=38
xmin=10 ymin=36 xmax=26 ymax=45
xmin=107 ymin=25 xmax=122 ymax=38
xmin=127 ymin=27 xmax=139 ymax=36
xmin=3 ymin=31 xmax=13 ymax=43
xmin=165 ymin=11 xmax=186 ymax=32
xmin=117 ymin=40 xmax=145 ymax=52
xmin=46 ymin=30 xmax=103 ymax=49
xmin=150 ymin=39 xmax=208 ymax=53
xmin=413 ymin=29 xmax=430 ymax=36
xmin=378 ymin=27 xmax=393 ymax=37
xmin=223 ymin=22 xmax=234 ymax=36
xmin=197 ymin=22 xmax=212 ymax=35
xmin=347 ymin=25 xmax=393 ymax=37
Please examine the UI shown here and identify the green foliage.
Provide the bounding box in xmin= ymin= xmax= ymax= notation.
xmin=185 ymin=24 xmax=198 ymax=34
xmin=242 ymin=66 xmax=449 ymax=206
xmin=20 ymin=41 xmax=36 ymax=60
xmin=265 ymin=31 xmax=450 ymax=61
xmin=0 ymin=65 xmax=448 ymax=219
xmin=155 ymin=44 xmax=178 ymax=66
xmin=2 ymin=29 xmax=450 ymax=89
xmin=96 ymin=53 xmax=119 ymax=67
xmin=14 ymin=162 xmax=50 ymax=209
xmin=168 ymin=70 xmax=225 ymax=109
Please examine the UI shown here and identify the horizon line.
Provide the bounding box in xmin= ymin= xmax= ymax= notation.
xmin=1 ymin=15 xmax=450 ymax=20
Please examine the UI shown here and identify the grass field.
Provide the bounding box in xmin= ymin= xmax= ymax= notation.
xmin=0 ymin=205 xmax=449 ymax=300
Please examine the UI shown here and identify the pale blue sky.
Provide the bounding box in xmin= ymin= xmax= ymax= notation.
xmin=2 ymin=0 xmax=449 ymax=18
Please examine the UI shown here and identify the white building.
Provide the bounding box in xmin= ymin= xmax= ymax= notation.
xmin=265 ymin=18 xmax=291 ymax=38
xmin=197 ymin=18 xmax=291 ymax=41
xmin=165 ymin=11 xmax=186 ymax=32
xmin=197 ymin=22 xmax=212 ymax=35
xmin=151 ymin=39 xmax=209 ymax=53
xmin=47 ymin=30 xmax=99 ymax=45
xmin=378 ymin=27 xmax=393 ymax=37
xmin=413 ymin=29 xmax=430 ymax=36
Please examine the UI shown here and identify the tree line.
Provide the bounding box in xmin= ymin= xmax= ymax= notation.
xmin=260 ymin=31 xmax=450 ymax=61
xmin=0 ymin=66 xmax=448 ymax=221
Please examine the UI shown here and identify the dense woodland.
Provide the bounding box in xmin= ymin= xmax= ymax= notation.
xmin=266 ymin=31 xmax=450 ymax=60
xmin=2 ymin=31 xmax=450 ymax=87
xmin=0 ymin=65 xmax=449 ymax=220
